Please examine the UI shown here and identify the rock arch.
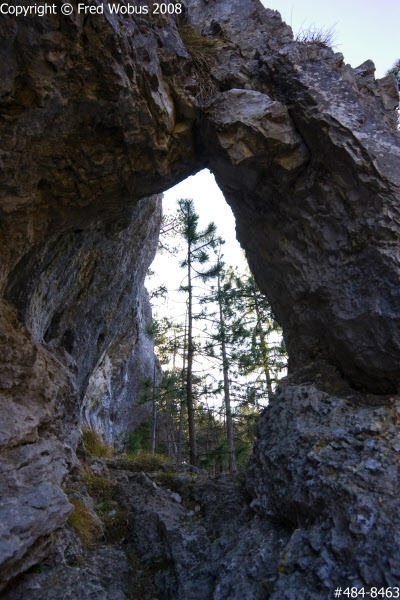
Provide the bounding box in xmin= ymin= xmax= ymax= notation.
xmin=1 ymin=0 xmax=400 ymax=594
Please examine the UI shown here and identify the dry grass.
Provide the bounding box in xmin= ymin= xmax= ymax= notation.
xmin=82 ymin=428 xmax=112 ymax=458
xmin=179 ymin=25 xmax=219 ymax=100
xmin=68 ymin=500 xmax=102 ymax=549
xmin=125 ymin=451 xmax=169 ymax=472
xmin=84 ymin=472 xmax=113 ymax=501
xmin=295 ymin=24 xmax=337 ymax=49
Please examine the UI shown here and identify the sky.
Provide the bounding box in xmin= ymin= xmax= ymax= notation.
xmin=263 ymin=0 xmax=399 ymax=78
xmin=149 ymin=169 xmax=246 ymax=315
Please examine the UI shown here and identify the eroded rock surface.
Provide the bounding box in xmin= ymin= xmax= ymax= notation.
xmin=3 ymin=461 xmax=288 ymax=600
xmin=1 ymin=0 xmax=400 ymax=595
xmin=1 ymin=0 xmax=399 ymax=392
xmin=8 ymin=387 xmax=400 ymax=600
xmin=248 ymin=364 xmax=400 ymax=597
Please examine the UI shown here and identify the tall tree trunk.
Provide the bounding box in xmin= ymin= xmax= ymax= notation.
xmin=217 ymin=268 xmax=237 ymax=473
xmin=172 ymin=328 xmax=177 ymax=370
xmin=150 ymin=364 xmax=157 ymax=456
xmin=177 ymin=313 xmax=187 ymax=464
xmin=253 ymin=295 xmax=274 ymax=400
xmin=186 ymin=248 xmax=198 ymax=466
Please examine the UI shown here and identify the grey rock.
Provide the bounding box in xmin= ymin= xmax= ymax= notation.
xmin=0 ymin=0 xmax=399 ymax=593
xmin=0 ymin=0 xmax=398 ymax=395
xmin=2 ymin=545 xmax=133 ymax=600
xmin=109 ymin=468 xmax=288 ymax=600
xmin=246 ymin=364 xmax=400 ymax=595
xmin=169 ymin=491 xmax=182 ymax=503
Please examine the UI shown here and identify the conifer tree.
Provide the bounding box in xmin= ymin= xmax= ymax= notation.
xmin=176 ymin=310 xmax=187 ymax=464
xmin=178 ymin=198 xmax=217 ymax=467
xmin=229 ymin=271 xmax=287 ymax=404
xmin=200 ymin=240 xmax=237 ymax=472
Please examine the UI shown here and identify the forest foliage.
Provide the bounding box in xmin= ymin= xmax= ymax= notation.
xmin=132 ymin=198 xmax=288 ymax=473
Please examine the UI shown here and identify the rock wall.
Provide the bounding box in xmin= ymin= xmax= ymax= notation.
xmin=1 ymin=0 xmax=400 ymax=595
xmin=0 ymin=193 xmax=162 ymax=591
xmin=81 ymin=286 xmax=162 ymax=444
xmin=247 ymin=364 xmax=400 ymax=597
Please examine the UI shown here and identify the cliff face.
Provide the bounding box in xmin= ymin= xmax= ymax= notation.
xmin=0 ymin=194 xmax=162 ymax=590
xmin=1 ymin=0 xmax=400 ymax=596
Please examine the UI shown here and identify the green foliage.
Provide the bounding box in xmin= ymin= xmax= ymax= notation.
xmin=128 ymin=553 xmax=170 ymax=600
xmin=157 ymin=213 xmax=183 ymax=255
xmin=226 ymin=270 xmax=288 ymax=403
xmin=83 ymin=471 xmax=128 ymax=544
xmin=148 ymin=318 xmax=182 ymax=365
xmin=121 ymin=420 xmax=152 ymax=454
xmin=82 ymin=428 xmax=112 ymax=458
xmin=146 ymin=198 xmax=288 ymax=472
xmin=103 ymin=510 xmax=128 ymax=544
xmin=84 ymin=473 xmax=113 ymax=502
xmin=149 ymin=284 xmax=168 ymax=300
xmin=177 ymin=198 xmax=217 ymax=262
xmin=387 ymin=58 xmax=400 ymax=87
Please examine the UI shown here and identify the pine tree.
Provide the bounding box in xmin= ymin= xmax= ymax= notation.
xmin=200 ymin=240 xmax=237 ymax=472
xmin=146 ymin=314 xmax=185 ymax=458
xmin=387 ymin=58 xmax=400 ymax=87
xmin=177 ymin=198 xmax=217 ymax=467
xmin=176 ymin=310 xmax=187 ymax=465
xmin=229 ymin=271 xmax=287 ymax=405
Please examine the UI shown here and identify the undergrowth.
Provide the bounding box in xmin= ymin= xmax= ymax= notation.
xmin=83 ymin=473 xmax=128 ymax=543
xmin=129 ymin=553 xmax=170 ymax=600
xmin=179 ymin=25 xmax=219 ymax=100
xmin=103 ymin=510 xmax=129 ymax=544
xmin=82 ymin=428 xmax=112 ymax=458
xmin=154 ymin=471 xmax=198 ymax=509
xmin=84 ymin=472 xmax=113 ymax=501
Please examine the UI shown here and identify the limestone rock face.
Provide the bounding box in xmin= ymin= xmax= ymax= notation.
xmin=1 ymin=0 xmax=400 ymax=594
xmin=5 ymin=192 xmax=162 ymax=446
xmin=81 ymin=286 xmax=162 ymax=444
xmin=1 ymin=0 xmax=399 ymax=392
xmin=247 ymin=364 xmax=400 ymax=596
xmin=2 ymin=545 xmax=133 ymax=600
xmin=0 ymin=301 xmax=78 ymax=591
xmin=186 ymin=0 xmax=400 ymax=393
xmin=1 ymin=193 xmax=161 ymax=591
xmin=3 ymin=464 xmax=289 ymax=600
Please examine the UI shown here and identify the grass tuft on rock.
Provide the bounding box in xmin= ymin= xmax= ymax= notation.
xmin=82 ymin=428 xmax=112 ymax=458
xmin=179 ymin=25 xmax=219 ymax=100
xmin=103 ymin=510 xmax=129 ymax=544
xmin=295 ymin=24 xmax=336 ymax=49
xmin=125 ymin=451 xmax=169 ymax=472
xmin=84 ymin=472 xmax=113 ymax=501
xmin=68 ymin=500 xmax=102 ymax=549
